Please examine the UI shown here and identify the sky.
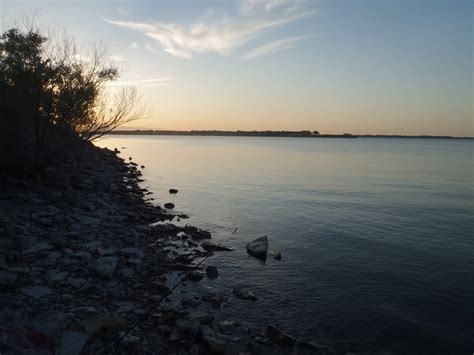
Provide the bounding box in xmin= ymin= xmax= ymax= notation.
xmin=1 ymin=0 xmax=473 ymax=136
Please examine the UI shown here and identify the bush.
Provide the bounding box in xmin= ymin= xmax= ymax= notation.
xmin=0 ymin=27 xmax=143 ymax=171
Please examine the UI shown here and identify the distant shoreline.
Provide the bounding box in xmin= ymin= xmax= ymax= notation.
xmin=110 ymin=130 xmax=473 ymax=139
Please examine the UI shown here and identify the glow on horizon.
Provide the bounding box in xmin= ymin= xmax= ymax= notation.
xmin=2 ymin=0 xmax=473 ymax=136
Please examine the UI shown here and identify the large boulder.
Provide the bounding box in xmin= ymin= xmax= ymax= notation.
xmin=246 ymin=236 xmax=268 ymax=261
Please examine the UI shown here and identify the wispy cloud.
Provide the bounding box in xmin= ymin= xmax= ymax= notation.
xmin=106 ymin=76 xmax=173 ymax=88
xmin=105 ymin=0 xmax=314 ymax=59
xmin=241 ymin=35 xmax=311 ymax=59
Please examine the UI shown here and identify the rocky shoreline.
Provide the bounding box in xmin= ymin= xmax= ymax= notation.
xmin=0 ymin=141 xmax=323 ymax=354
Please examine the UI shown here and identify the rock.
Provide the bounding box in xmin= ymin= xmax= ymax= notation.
xmin=266 ymin=325 xmax=296 ymax=347
xmin=31 ymin=310 xmax=70 ymax=337
xmin=218 ymin=320 xmax=236 ymax=334
xmin=67 ymin=251 xmax=92 ymax=262
xmin=201 ymin=291 xmax=226 ymax=308
xmin=85 ymin=315 xmax=126 ymax=336
xmin=181 ymin=296 xmax=201 ymax=308
xmin=232 ymin=288 xmax=257 ymax=301
xmin=97 ymin=245 xmax=118 ymax=256
xmin=186 ymin=270 xmax=204 ymax=282
xmin=184 ymin=225 xmax=211 ymax=240
xmin=92 ymin=256 xmax=118 ymax=278
xmin=117 ymin=303 xmax=136 ymax=314
xmin=120 ymin=247 xmax=145 ymax=258
xmin=169 ymin=188 xmax=178 ymax=194
xmin=47 ymin=251 xmax=62 ymax=259
xmin=272 ymin=251 xmax=282 ymax=260
xmin=46 ymin=269 xmax=69 ymax=283
xmin=200 ymin=326 xmax=226 ymax=353
xmin=23 ymin=241 xmax=54 ymax=255
xmin=67 ymin=277 xmax=88 ymax=289
xmin=0 ymin=270 xmax=18 ymax=286
xmin=295 ymin=338 xmax=325 ymax=351
xmin=70 ymin=306 xmax=98 ymax=314
xmin=57 ymin=332 xmax=89 ymax=355
xmin=246 ymin=236 xmax=268 ymax=261
xmin=21 ymin=286 xmax=52 ymax=298
xmin=188 ymin=310 xmax=214 ymax=325
xmin=206 ymin=266 xmax=219 ymax=279
xmin=122 ymin=268 xmax=134 ymax=278
xmin=201 ymin=241 xmax=233 ymax=251
xmin=33 ymin=255 xmax=57 ymax=268
xmin=164 ymin=202 xmax=175 ymax=209
xmin=152 ymin=223 xmax=178 ymax=233
xmin=203 ymin=335 xmax=226 ymax=353
xmin=118 ymin=332 xmax=140 ymax=347
xmin=83 ymin=241 xmax=101 ymax=253
xmin=176 ymin=319 xmax=200 ymax=336
xmin=73 ymin=214 xmax=101 ymax=225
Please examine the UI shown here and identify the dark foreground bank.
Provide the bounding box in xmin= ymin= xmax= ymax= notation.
xmin=0 ymin=141 xmax=322 ymax=354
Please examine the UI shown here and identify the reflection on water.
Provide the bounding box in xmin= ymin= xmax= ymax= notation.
xmin=97 ymin=136 xmax=474 ymax=353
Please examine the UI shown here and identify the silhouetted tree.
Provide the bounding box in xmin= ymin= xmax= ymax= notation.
xmin=0 ymin=26 xmax=143 ymax=170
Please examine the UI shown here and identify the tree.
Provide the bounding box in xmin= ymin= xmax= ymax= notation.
xmin=0 ymin=26 xmax=144 ymax=169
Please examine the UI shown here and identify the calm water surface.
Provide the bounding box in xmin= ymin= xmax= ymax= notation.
xmin=97 ymin=136 xmax=474 ymax=353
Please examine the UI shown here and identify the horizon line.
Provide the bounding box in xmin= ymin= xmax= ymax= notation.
xmin=111 ymin=129 xmax=474 ymax=139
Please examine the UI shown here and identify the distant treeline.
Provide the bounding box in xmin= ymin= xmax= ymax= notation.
xmin=109 ymin=130 xmax=472 ymax=139
xmin=110 ymin=130 xmax=356 ymax=138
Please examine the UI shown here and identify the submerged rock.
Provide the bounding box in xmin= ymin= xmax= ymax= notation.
xmin=218 ymin=319 xmax=236 ymax=334
xmin=206 ymin=265 xmax=219 ymax=279
xmin=184 ymin=225 xmax=211 ymax=240
xmin=232 ymin=288 xmax=257 ymax=301
xmin=246 ymin=236 xmax=268 ymax=261
xmin=186 ymin=270 xmax=204 ymax=282
xmin=164 ymin=202 xmax=175 ymax=209
xmin=201 ymin=241 xmax=232 ymax=251
xmin=271 ymin=251 xmax=282 ymax=260
xmin=266 ymin=325 xmax=296 ymax=347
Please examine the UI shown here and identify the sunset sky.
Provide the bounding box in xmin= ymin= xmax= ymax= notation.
xmin=2 ymin=0 xmax=473 ymax=136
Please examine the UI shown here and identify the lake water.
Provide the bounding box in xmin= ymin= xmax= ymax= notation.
xmin=97 ymin=136 xmax=474 ymax=353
